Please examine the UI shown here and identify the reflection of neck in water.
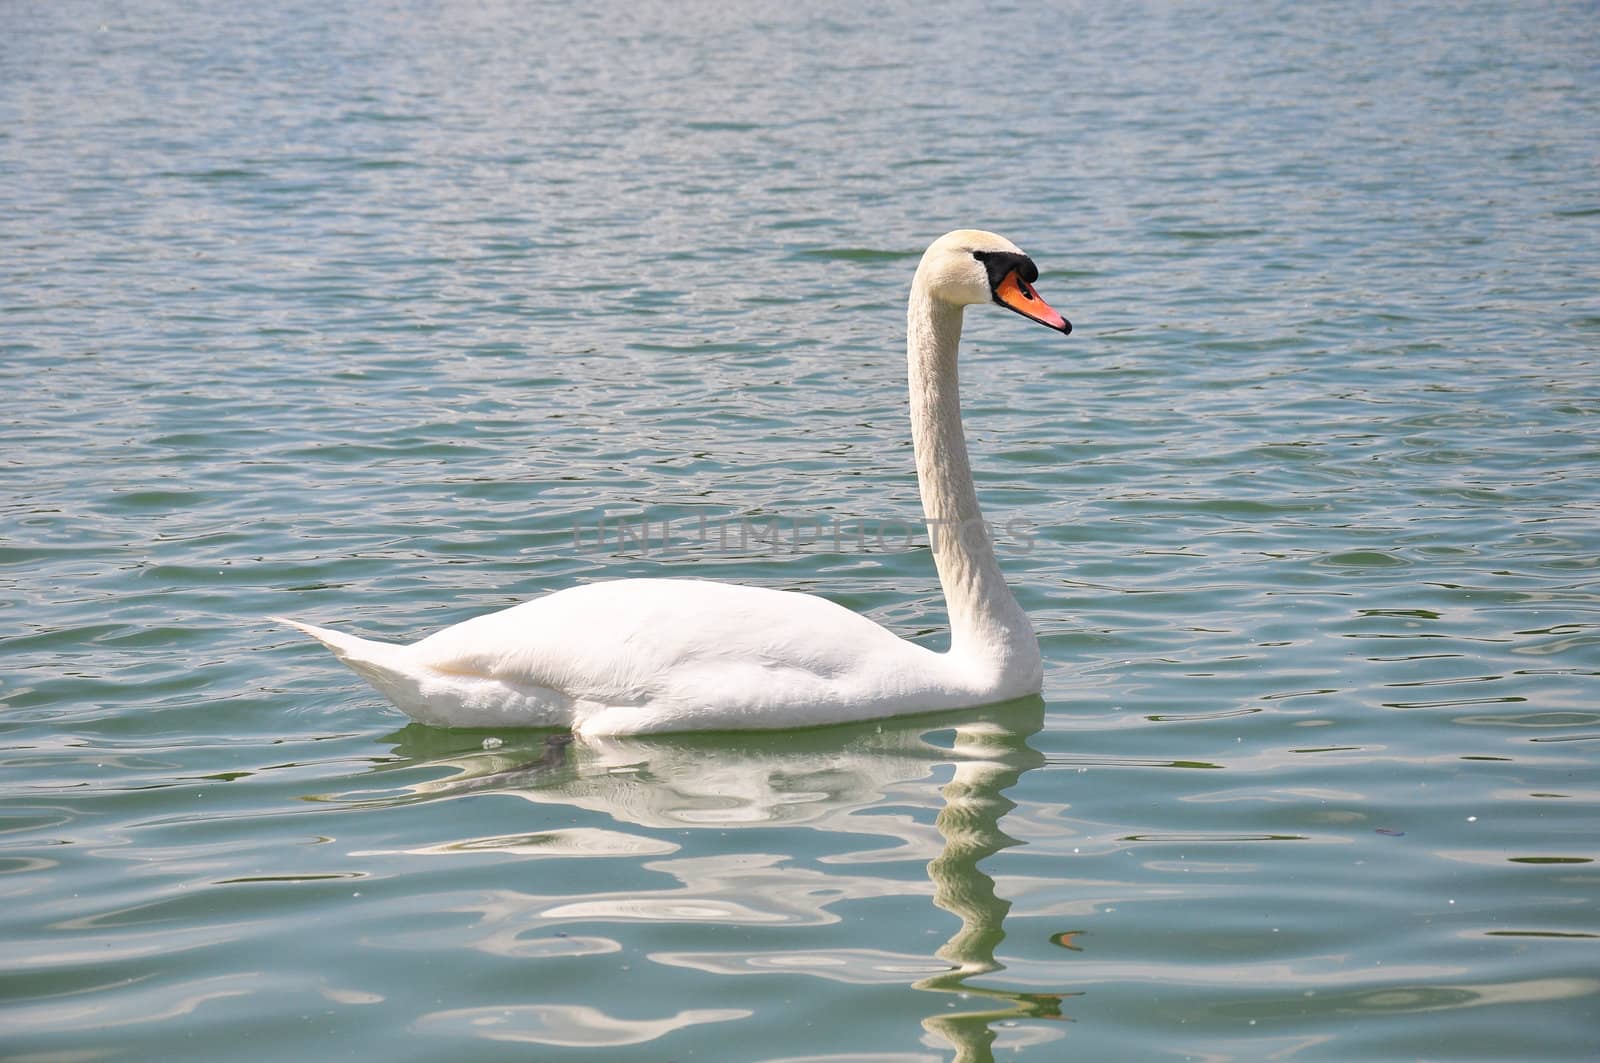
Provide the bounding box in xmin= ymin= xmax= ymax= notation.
xmin=357 ymin=700 xmax=1055 ymax=1059
xmin=915 ymin=712 xmax=1074 ymax=1062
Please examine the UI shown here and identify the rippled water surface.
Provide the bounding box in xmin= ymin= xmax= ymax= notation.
xmin=4 ymin=2 xmax=1598 ymax=1059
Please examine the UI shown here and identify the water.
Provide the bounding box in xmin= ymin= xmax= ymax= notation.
xmin=3 ymin=1 xmax=1597 ymax=1058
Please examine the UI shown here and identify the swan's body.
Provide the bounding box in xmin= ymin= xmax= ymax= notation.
xmin=285 ymin=230 xmax=1071 ymax=735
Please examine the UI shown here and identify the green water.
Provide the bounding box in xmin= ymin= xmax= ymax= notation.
xmin=3 ymin=1 xmax=1597 ymax=1059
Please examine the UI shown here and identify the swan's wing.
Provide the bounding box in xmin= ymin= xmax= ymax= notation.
xmin=407 ymin=578 xmax=948 ymax=728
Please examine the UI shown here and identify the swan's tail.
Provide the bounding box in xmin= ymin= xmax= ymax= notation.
xmin=276 ymin=616 xmax=569 ymax=728
xmin=274 ymin=617 xmax=431 ymax=716
xmin=274 ymin=617 xmax=400 ymax=666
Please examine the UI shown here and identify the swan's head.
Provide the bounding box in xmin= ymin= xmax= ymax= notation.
xmin=914 ymin=229 xmax=1072 ymax=334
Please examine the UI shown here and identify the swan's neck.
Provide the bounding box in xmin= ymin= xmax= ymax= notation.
xmin=906 ymin=287 xmax=1040 ymax=685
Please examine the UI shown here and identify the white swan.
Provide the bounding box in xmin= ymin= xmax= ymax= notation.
xmin=282 ymin=229 xmax=1071 ymax=735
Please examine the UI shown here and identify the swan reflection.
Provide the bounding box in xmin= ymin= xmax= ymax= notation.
xmin=354 ymin=699 xmax=1064 ymax=1059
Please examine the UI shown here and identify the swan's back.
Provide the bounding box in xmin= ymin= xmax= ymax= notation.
xmin=409 ymin=579 xmax=954 ymax=734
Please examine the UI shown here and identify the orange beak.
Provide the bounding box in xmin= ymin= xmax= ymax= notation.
xmin=994 ymin=270 xmax=1071 ymax=334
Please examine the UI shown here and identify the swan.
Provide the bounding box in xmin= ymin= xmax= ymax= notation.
xmin=282 ymin=229 xmax=1071 ymax=735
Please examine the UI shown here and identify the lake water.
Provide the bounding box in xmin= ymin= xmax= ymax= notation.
xmin=3 ymin=1 xmax=1597 ymax=1059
